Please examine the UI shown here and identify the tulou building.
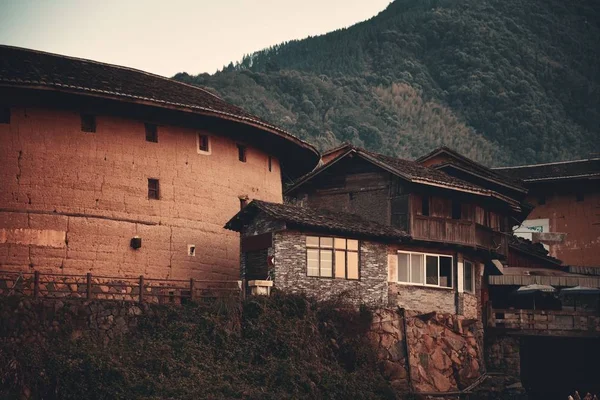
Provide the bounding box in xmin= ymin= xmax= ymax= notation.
xmin=0 ymin=45 xmax=319 ymax=280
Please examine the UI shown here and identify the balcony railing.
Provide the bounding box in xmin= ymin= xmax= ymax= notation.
xmin=411 ymin=216 xmax=508 ymax=256
xmin=487 ymin=308 xmax=600 ymax=336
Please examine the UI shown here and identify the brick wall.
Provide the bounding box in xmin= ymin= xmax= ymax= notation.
xmin=272 ymin=231 xmax=389 ymax=306
xmin=0 ymin=107 xmax=283 ymax=280
xmin=388 ymin=283 xmax=456 ymax=314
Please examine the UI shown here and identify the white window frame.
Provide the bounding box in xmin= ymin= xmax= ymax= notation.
xmin=397 ymin=251 xmax=453 ymax=290
xmin=196 ymin=132 xmax=211 ymax=155
xmin=463 ymin=260 xmax=475 ymax=293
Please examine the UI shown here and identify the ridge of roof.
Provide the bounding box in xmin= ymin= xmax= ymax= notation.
xmin=493 ymin=157 xmax=600 ymax=183
xmin=225 ymin=200 xmax=410 ymax=241
xmin=416 ymin=146 xmax=527 ymax=191
xmin=288 ymin=145 xmax=520 ymax=210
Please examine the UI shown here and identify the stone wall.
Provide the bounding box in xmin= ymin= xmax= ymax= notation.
xmin=367 ymin=308 xmax=485 ymax=394
xmin=485 ymin=334 xmax=521 ymax=377
xmin=0 ymin=297 xmax=152 ymax=345
xmin=272 ymin=231 xmax=389 ymax=306
xmin=389 ymin=283 xmax=456 ymax=314
xmin=0 ymin=106 xmax=283 ymax=280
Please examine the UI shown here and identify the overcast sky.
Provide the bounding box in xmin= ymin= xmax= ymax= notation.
xmin=0 ymin=0 xmax=391 ymax=77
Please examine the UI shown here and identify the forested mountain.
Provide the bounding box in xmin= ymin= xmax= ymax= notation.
xmin=174 ymin=0 xmax=600 ymax=166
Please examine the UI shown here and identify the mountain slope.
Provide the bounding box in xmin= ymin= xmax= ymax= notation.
xmin=175 ymin=0 xmax=600 ymax=166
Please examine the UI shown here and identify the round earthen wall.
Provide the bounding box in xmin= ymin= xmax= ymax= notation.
xmin=0 ymin=106 xmax=283 ymax=279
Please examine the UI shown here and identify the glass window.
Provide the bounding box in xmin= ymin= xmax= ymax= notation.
xmin=398 ymin=253 xmax=409 ymax=283
xmin=397 ymin=252 xmax=452 ymax=289
xmin=198 ymin=134 xmax=210 ymax=152
xmin=426 ymin=255 xmax=439 ymax=285
xmin=305 ymin=236 xmax=359 ymax=280
xmin=439 ymin=256 xmax=452 ymax=288
xmin=411 ymin=254 xmax=424 ymax=284
xmin=145 ymin=123 xmax=158 ymax=142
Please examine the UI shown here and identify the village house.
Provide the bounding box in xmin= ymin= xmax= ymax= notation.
xmin=0 ymin=45 xmax=319 ymax=281
xmin=226 ymin=144 xmax=532 ymax=318
xmin=494 ymin=158 xmax=600 ymax=269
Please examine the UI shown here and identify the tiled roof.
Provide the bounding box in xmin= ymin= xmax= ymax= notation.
xmin=225 ymin=200 xmax=410 ymax=241
xmin=416 ymin=146 xmax=526 ymax=191
xmin=509 ymin=235 xmax=561 ymax=265
xmin=494 ymin=158 xmax=600 ymax=182
xmin=288 ymin=145 xmax=521 ymax=209
xmin=0 ymin=45 xmax=319 ymax=176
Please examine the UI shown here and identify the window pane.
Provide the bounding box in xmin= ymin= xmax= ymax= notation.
xmin=347 ymin=239 xmax=358 ymax=251
xmin=464 ymin=261 xmax=473 ymax=292
xmin=307 ymin=249 xmax=319 ymax=276
xmin=439 ymin=256 xmax=452 ymax=288
xmin=320 ymin=237 xmax=333 ymax=248
xmin=347 ymin=252 xmax=359 ymax=280
xmin=398 ymin=253 xmax=409 ymax=283
xmin=335 ymin=251 xmax=346 ymax=278
xmin=426 ymin=255 xmax=439 ymax=285
xmin=306 ymin=236 xmax=319 ymax=247
xmin=320 ymin=250 xmax=333 ymax=277
xmin=410 ymin=254 xmax=424 ymax=284
xmin=334 ymin=238 xmax=346 ymax=250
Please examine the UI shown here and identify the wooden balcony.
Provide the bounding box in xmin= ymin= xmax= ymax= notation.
xmin=487 ymin=308 xmax=600 ymax=337
xmin=411 ymin=216 xmax=508 ymax=256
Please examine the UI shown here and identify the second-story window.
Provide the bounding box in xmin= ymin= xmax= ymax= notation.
xmin=81 ymin=114 xmax=96 ymax=133
xmin=237 ymin=144 xmax=247 ymax=162
xmin=452 ymin=201 xmax=462 ymax=220
xmin=398 ymin=251 xmax=452 ymax=288
xmin=421 ymin=196 xmax=430 ymax=216
xmin=306 ymin=236 xmax=359 ymax=279
xmin=145 ymin=123 xmax=158 ymax=143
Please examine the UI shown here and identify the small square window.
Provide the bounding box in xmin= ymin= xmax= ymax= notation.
xmin=0 ymin=107 xmax=10 ymax=124
xmin=148 ymin=178 xmax=160 ymax=200
xmin=198 ymin=134 xmax=210 ymax=152
xmin=237 ymin=144 xmax=246 ymax=162
xmin=145 ymin=123 xmax=158 ymax=143
xmin=81 ymin=114 xmax=96 ymax=133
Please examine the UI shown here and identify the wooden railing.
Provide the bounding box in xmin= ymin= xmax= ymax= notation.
xmin=488 ymin=308 xmax=600 ymax=336
xmin=411 ymin=216 xmax=508 ymax=256
xmin=0 ymin=270 xmax=242 ymax=304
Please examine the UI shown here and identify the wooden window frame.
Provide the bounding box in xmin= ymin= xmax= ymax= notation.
xmin=81 ymin=114 xmax=96 ymax=133
xmin=306 ymin=236 xmax=360 ymax=280
xmin=197 ymin=133 xmax=211 ymax=154
xmin=397 ymin=250 xmax=453 ymax=289
xmin=148 ymin=178 xmax=160 ymax=200
xmin=463 ymin=260 xmax=475 ymax=293
xmin=145 ymin=123 xmax=158 ymax=143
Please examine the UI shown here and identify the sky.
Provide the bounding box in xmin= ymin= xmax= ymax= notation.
xmin=0 ymin=0 xmax=391 ymax=77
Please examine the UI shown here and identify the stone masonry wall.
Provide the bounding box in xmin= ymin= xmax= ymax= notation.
xmin=272 ymin=231 xmax=388 ymax=306
xmin=0 ymin=107 xmax=283 ymax=280
xmin=485 ymin=334 xmax=521 ymax=377
xmin=389 ymin=283 xmax=456 ymax=314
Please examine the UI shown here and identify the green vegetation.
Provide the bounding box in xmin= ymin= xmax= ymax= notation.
xmin=175 ymin=0 xmax=599 ymax=166
xmin=0 ymin=294 xmax=395 ymax=399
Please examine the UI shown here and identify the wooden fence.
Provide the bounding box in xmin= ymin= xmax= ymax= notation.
xmin=0 ymin=270 xmax=242 ymax=304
